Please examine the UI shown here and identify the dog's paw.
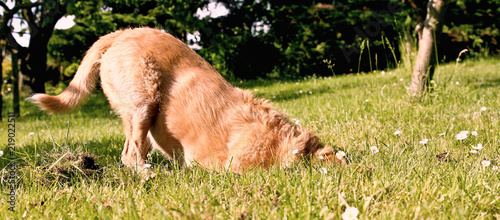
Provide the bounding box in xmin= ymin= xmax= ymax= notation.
xmin=137 ymin=164 xmax=156 ymax=183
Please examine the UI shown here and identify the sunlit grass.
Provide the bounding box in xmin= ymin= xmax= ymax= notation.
xmin=1 ymin=57 xmax=499 ymax=219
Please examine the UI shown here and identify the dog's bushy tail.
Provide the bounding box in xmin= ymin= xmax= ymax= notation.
xmin=29 ymin=30 xmax=123 ymax=113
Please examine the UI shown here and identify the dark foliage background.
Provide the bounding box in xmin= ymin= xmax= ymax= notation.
xmin=4 ymin=0 xmax=499 ymax=85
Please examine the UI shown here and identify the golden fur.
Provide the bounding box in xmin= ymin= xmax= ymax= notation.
xmin=30 ymin=28 xmax=340 ymax=172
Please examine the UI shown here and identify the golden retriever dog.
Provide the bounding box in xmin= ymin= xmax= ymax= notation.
xmin=30 ymin=27 xmax=342 ymax=172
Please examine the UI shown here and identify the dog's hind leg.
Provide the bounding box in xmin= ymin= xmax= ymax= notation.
xmin=120 ymin=105 xmax=157 ymax=170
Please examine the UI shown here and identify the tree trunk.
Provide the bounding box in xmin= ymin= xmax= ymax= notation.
xmin=409 ymin=0 xmax=446 ymax=99
xmin=22 ymin=43 xmax=50 ymax=93
xmin=0 ymin=48 xmax=3 ymax=121
xmin=20 ymin=0 xmax=67 ymax=94
xmin=12 ymin=51 xmax=20 ymax=116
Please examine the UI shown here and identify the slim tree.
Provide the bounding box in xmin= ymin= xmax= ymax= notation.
xmin=409 ymin=0 xmax=446 ymax=99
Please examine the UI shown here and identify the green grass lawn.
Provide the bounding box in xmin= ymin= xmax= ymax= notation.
xmin=1 ymin=57 xmax=499 ymax=219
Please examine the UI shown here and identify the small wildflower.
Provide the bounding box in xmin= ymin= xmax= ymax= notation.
xmin=493 ymin=166 xmax=499 ymax=171
xmin=83 ymin=142 xmax=87 ymax=145
xmin=456 ymin=132 xmax=468 ymax=140
xmin=0 ymin=150 xmax=3 ymax=157
xmin=254 ymin=88 xmax=259 ymax=92
xmin=455 ymin=81 xmax=460 ymax=85
xmin=400 ymin=78 xmax=404 ymax=81
xmin=336 ymin=151 xmax=346 ymax=160
xmin=470 ymin=149 xmax=478 ymax=154
xmin=419 ymin=139 xmax=429 ymax=145
xmin=370 ymin=146 xmax=379 ymax=154
xmin=309 ymin=91 xmax=313 ymax=95
xmin=144 ymin=164 xmax=152 ymax=168
xmin=29 ymin=132 xmax=34 ymax=136
xmin=471 ymin=131 xmax=478 ymax=136
xmin=299 ymin=90 xmax=303 ymax=94
xmin=394 ymin=130 xmax=401 ymax=136
xmin=480 ymin=107 xmax=487 ymax=111
xmin=364 ymin=99 xmax=369 ymax=102
xmin=381 ymin=71 xmax=386 ymax=75
xmin=95 ymin=135 xmax=100 ymax=138
xmin=88 ymin=138 xmax=93 ymax=141
xmin=295 ymin=120 xmax=300 ymax=125
xmin=439 ymin=132 xmax=446 ymax=136
xmin=292 ymin=149 xmax=299 ymax=155
xmin=342 ymin=207 xmax=359 ymax=220
xmin=481 ymin=160 xmax=491 ymax=167
xmin=318 ymin=155 xmax=324 ymax=160
xmin=472 ymin=144 xmax=483 ymax=150
xmin=319 ymin=167 xmax=328 ymax=174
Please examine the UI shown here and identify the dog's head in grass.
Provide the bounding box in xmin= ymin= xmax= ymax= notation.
xmin=225 ymin=91 xmax=345 ymax=171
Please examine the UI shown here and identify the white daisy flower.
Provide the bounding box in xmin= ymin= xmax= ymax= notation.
xmin=0 ymin=150 xmax=3 ymax=157
xmin=292 ymin=149 xmax=299 ymax=155
xmin=480 ymin=107 xmax=487 ymax=111
xmin=439 ymin=132 xmax=446 ymax=136
xmin=419 ymin=139 xmax=429 ymax=145
xmin=342 ymin=207 xmax=359 ymax=220
xmin=470 ymin=149 xmax=478 ymax=154
xmin=29 ymin=132 xmax=35 ymax=136
xmin=456 ymin=132 xmax=468 ymax=140
xmin=472 ymin=144 xmax=483 ymax=150
xmin=335 ymin=151 xmax=346 ymax=160
xmin=394 ymin=130 xmax=401 ymax=136
xmin=481 ymin=160 xmax=491 ymax=167
xmin=144 ymin=164 xmax=152 ymax=168
xmin=318 ymin=155 xmax=324 ymax=160
xmin=370 ymin=146 xmax=379 ymax=154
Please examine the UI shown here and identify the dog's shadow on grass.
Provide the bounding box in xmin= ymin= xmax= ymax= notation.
xmin=0 ymin=135 xmax=187 ymax=186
